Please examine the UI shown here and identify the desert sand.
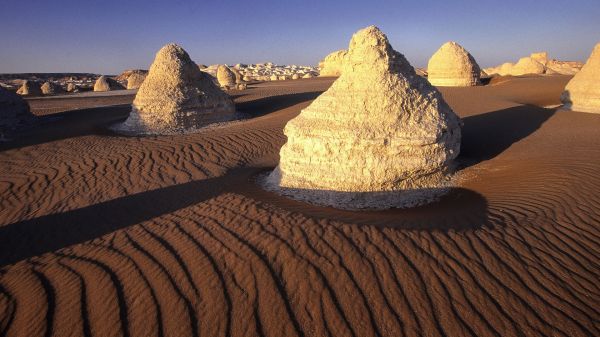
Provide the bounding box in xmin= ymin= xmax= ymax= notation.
xmin=0 ymin=73 xmax=599 ymax=337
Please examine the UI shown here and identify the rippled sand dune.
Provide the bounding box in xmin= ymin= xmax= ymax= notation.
xmin=1 ymin=76 xmax=599 ymax=337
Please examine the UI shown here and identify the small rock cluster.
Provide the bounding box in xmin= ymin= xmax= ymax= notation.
xmin=484 ymin=52 xmax=583 ymax=76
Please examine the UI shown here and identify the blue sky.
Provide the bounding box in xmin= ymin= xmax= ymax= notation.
xmin=1 ymin=0 xmax=599 ymax=74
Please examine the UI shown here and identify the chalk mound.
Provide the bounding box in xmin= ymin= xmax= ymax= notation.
xmin=112 ymin=44 xmax=235 ymax=135
xmin=93 ymin=76 xmax=124 ymax=92
xmin=66 ymin=83 xmax=78 ymax=92
xmin=265 ymin=26 xmax=462 ymax=209
xmin=217 ymin=65 xmax=236 ymax=88
xmin=511 ymin=57 xmax=545 ymax=76
xmin=561 ymin=43 xmax=600 ymax=113
xmin=127 ymin=73 xmax=146 ymax=89
xmin=427 ymin=41 xmax=481 ymax=86
xmin=0 ymin=87 xmax=36 ymax=138
xmin=318 ymin=50 xmax=347 ymax=77
xmin=16 ymin=81 xmax=42 ymax=96
xmin=41 ymin=82 xmax=65 ymax=95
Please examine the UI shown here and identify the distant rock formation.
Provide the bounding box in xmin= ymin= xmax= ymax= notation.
xmin=1 ymin=87 xmax=36 ymax=138
xmin=66 ymin=83 xmax=78 ymax=92
xmin=112 ymin=43 xmax=235 ymax=135
xmin=561 ymin=43 xmax=600 ymax=113
xmin=127 ymin=73 xmax=146 ymax=89
xmin=427 ymin=41 xmax=481 ymax=86
xmin=484 ymin=52 xmax=583 ymax=76
xmin=16 ymin=81 xmax=42 ymax=96
xmin=93 ymin=76 xmax=124 ymax=92
xmin=217 ymin=65 xmax=236 ymax=88
xmin=302 ymin=73 xmax=314 ymax=79
xmin=265 ymin=26 xmax=461 ymax=209
xmin=318 ymin=50 xmax=347 ymax=77
xmin=41 ymin=82 xmax=65 ymax=95
xmin=511 ymin=57 xmax=546 ymax=76
xmin=230 ymin=67 xmax=243 ymax=84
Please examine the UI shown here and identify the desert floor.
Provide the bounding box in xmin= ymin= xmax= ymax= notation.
xmin=1 ymin=76 xmax=599 ymax=337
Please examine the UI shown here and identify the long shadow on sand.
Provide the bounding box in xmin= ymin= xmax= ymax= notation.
xmin=0 ymin=169 xmax=253 ymax=267
xmin=0 ymin=166 xmax=490 ymax=267
xmin=459 ymin=104 xmax=556 ymax=167
xmin=0 ymin=104 xmax=131 ymax=152
xmin=236 ymin=91 xmax=322 ymax=117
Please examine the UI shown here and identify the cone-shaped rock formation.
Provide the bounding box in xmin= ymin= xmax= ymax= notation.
xmin=427 ymin=41 xmax=481 ymax=86
xmin=112 ymin=43 xmax=235 ymax=134
xmin=127 ymin=73 xmax=146 ymax=89
xmin=265 ymin=26 xmax=462 ymax=209
xmin=561 ymin=43 xmax=600 ymax=113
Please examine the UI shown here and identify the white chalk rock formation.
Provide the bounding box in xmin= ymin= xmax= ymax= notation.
xmin=217 ymin=65 xmax=236 ymax=87
xmin=66 ymin=83 xmax=77 ymax=92
xmin=41 ymin=82 xmax=65 ymax=95
xmin=265 ymin=26 xmax=461 ymax=209
xmin=302 ymin=73 xmax=314 ymax=79
xmin=427 ymin=41 xmax=481 ymax=86
xmin=511 ymin=57 xmax=545 ymax=76
xmin=318 ymin=50 xmax=347 ymax=77
xmin=561 ymin=43 xmax=600 ymax=113
xmin=127 ymin=73 xmax=146 ymax=89
xmin=16 ymin=81 xmax=42 ymax=96
xmin=112 ymin=43 xmax=235 ymax=135
xmin=1 ymin=87 xmax=35 ymax=137
xmin=94 ymin=76 xmax=124 ymax=91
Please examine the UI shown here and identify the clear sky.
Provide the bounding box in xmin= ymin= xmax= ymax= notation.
xmin=1 ymin=0 xmax=599 ymax=74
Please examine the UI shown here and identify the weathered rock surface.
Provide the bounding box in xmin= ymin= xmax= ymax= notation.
xmin=427 ymin=41 xmax=481 ymax=86
xmin=112 ymin=44 xmax=236 ymax=135
xmin=126 ymin=73 xmax=146 ymax=89
xmin=66 ymin=83 xmax=77 ymax=92
xmin=561 ymin=43 xmax=600 ymax=113
xmin=318 ymin=50 xmax=347 ymax=77
xmin=41 ymin=82 xmax=65 ymax=95
xmin=93 ymin=76 xmax=124 ymax=92
xmin=0 ymin=87 xmax=36 ymax=138
xmin=16 ymin=81 xmax=42 ymax=96
xmin=265 ymin=26 xmax=461 ymax=209
xmin=217 ymin=65 xmax=236 ymax=87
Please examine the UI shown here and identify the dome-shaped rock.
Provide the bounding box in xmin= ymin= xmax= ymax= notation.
xmin=217 ymin=65 xmax=236 ymax=87
xmin=427 ymin=41 xmax=481 ymax=86
xmin=94 ymin=76 xmax=124 ymax=91
xmin=127 ymin=73 xmax=146 ymax=89
xmin=318 ymin=50 xmax=347 ymax=77
xmin=510 ymin=57 xmax=545 ymax=76
xmin=561 ymin=43 xmax=600 ymax=113
xmin=265 ymin=26 xmax=462 ymax=209
xmin=112 ymin=43 xmax=236 ymax=134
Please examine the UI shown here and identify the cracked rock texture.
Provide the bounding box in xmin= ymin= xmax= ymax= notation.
xmin=561 ymin=43 xmax=600 ymax=113
xmin=427 ymin=41 xmax=481 ymax=86
xmin=266 ymin=26 xmax=461 ymax=209
xmin=112 ymin=44 xmax=235 ymax=135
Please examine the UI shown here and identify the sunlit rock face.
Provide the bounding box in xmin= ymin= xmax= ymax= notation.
xmin=0 ymin=87 xmax=35 ymax=137
xmin=266 ymin=26 xmax=462 ymax=209
xmin=217 ymin=65 xmax=236 ymax=87
xmin=112 ymin=43 xmax=235 ymax=135
xmin=561 ymin=43 xmax=600 ymax=113
xmin=41 ymin=82 xmax=65 ymax=95
xmin=16 ymin=81 xmax=42 ymax=96
xmin=427 ymin=41 xmax=481 ymax=86
xmin=93 ymin=76 xmax=124 ymax=91
xmin=511 ymin=56 xmax=545 ymax=75
xmin=318 ymin=50 xmax=347 ymax=77
xmin=126 ymin=73 xmax=146 ymax=89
